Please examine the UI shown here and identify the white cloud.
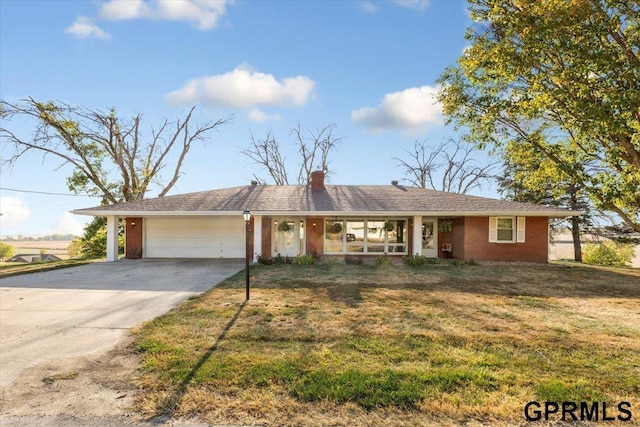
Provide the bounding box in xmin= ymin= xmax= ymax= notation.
xmin=46 ymin=212 xmax=85 ymax=236
xmin=165 ymin=65 xmax=315 ymax=110
xmin=65 ymin=16 xmax=111 ymax=40
xmin=247 ymin=108 xmax=282 ymax=123
xmin=100 ymin=0 xmax=151 ymax=20
xmin=392 ymin=0 xmax=430 ymax=11
xmin=351 ymin=85 xmax=444 ymax=135
xmin=361 ymin=1 xmax=379 ymax=13
xmin=0 ymin=197 xmax=32 ymax=230
xmin=99 ymin=0 xmax=233 ymax=30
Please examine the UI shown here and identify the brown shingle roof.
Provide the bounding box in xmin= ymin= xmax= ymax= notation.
xmin=73 ymin=184 xmax=576 ymax=217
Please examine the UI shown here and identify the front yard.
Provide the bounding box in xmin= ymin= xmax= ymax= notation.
xmin=132 ymin=262 xmax=640 ymax=426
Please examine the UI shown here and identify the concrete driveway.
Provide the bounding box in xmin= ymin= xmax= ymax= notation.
xmin=0 ymin=259 xmax=244 ymax=389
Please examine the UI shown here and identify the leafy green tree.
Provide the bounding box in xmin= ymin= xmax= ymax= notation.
xmin=438 ymin=0 xmax=640 ymax=232
xmin=68 ymin=217 xmax=124 ymax=258
xmin=0 ymin=242 xmax=15 ymax=261
xmin=497 ymin=141 xmax=594 ymax=261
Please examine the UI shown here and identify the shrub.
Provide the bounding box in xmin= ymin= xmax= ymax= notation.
xmin=464 ymin=259 xmax=479 ymax=266
xmin=67 ymin=239 xmax=83 ymax=258
xmin=0 ymin=242 xmax=15 ymax=261
xmin=295 ymin=254 xmax=314 ymax=265
xmin=403 ymin=254 xmax=426 ymax=266
xmin=271 ymin=254 xmax=294 ymax=265
xmin=425 ymin=257 xmax=440 ymax=265
xmin=257 ymin=254 xmax=273 ymax=265
xmin=582 ymin=241 xmax=634 ymax=267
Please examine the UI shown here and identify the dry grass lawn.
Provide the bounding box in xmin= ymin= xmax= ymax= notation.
xmin=132 ymin=262 xmax=640 ymax=426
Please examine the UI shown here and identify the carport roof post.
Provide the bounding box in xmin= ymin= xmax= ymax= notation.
xmin=106 ymin=215 xmax=119 ymax=262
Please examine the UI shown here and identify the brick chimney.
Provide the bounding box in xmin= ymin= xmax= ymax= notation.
xmin=310 ymin=170 xmax=325 ymax=190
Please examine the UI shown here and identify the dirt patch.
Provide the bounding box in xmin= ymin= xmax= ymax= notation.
xmin=0 ymin=338 xmax=210 ymax=426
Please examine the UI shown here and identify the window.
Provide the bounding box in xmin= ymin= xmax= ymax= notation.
xmin=324 ymin=219 xmax=408 ymax=254
xmin=346 ymin=220 xmax=365 ymax=252
xmin=489 ymin=217 xmax=526 ymax=243
xmin=497 ymin=218 xmax=514 ymax=242
xmin=367 ymin=220 xmax=386 ymax=253
xmin=386 ymin=220 xmax=407 ymax=253
xmin=324 ymin=220 xmax=344 ymax=253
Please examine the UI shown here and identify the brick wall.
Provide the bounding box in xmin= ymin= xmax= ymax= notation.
xmin=261 ymin=217 xmax=271 ymax=258
xmin=461 ymin=216 xmax=549 ymax=263
xmin=125 ymin=217 xmax=143 ymax=259
xmin=448 ymin=217 xmax=466 ymax=259
xmin=305 ymin=217 xmax=324 ymax=257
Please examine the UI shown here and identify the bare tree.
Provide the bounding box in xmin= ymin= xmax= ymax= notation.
xmin=242 ymin=124 xmax=342 ymax=185
xmin=241 ymin=130 xmax=290 ymax=185
xmin=0 ymin=97 xmax=228 ymax=203
xmin=393 ymin=138 xmax=497 ymax=194
xmin=293 ymin=124 xmax=341 ymax=185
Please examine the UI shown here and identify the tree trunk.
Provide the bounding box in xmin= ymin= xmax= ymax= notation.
xmin=569 ymin=185 xmax=582 ymax=262
xmin=571 ymin=215 xmax=582 ymax=262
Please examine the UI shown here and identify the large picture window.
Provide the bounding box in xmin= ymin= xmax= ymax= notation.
xmin=324 ymin=219 xmax=408 ymax=254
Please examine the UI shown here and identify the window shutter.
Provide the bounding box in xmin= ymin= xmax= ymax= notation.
xmin=489 ymin=217 xmax=497 ymax=242
xmin=516 ymin=217 xmax=526 ymax=243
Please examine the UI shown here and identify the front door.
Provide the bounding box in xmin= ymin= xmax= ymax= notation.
xmin=421 ymin=219 xmax=438 ymax=258
xmin=273 ymin=219 xmax=304 ymax=257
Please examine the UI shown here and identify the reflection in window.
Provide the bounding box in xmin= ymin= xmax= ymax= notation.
xmin=497 ymin=218 xmax=514 ymax=242
xmin=282 ymin=221 xmax=295 ymax=249
xmin=367 ymin=220 xmax=385 ymax=252
xmin=325 ymin=220 xmax=344 ymax=253
xmin=387 ymin=220 xmax=406 ymax=253
xmin=346 ymin=220 xmax=365 ymax=252
xmin=323 ymin=219 xmax=408 ymax=254
xmin=422 ymin=222 xmax=434 ymax=249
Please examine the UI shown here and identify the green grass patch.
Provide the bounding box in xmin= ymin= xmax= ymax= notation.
xmin=535 ymin=379 xmax=606 ymax=402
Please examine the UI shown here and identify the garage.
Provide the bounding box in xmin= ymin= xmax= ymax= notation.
xmin=144 ymin=216 xmax=245 ymax=258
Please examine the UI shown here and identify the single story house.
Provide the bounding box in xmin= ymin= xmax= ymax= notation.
xmin=73 ymin=171 xmax=579 ymax=263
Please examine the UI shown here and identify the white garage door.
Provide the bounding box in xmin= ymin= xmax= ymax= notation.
xmin=145 ymin=217 xmax=245 ymax=258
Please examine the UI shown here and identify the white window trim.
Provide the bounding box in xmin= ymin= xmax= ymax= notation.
xmin=489 ymin=216 xmax=526 ymax=244
xmin=516 ymin=217 xmax=526 ymax=243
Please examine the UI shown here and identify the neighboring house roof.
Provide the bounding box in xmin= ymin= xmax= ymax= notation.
xmin=7 ymin=254 xmax=61 ymax=263
xmin=73 ymin=184 xmax=578 ymax=217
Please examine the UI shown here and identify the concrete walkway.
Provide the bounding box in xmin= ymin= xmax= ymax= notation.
xmin=0 ymin=259 xmax=244 ymax=389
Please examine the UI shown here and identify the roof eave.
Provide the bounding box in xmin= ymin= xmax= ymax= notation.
xmin=72 ymin=209 xmax=581 ymax=218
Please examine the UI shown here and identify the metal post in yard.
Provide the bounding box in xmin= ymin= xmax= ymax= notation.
xmin=243 ymin=209 xmax=251 ymax=300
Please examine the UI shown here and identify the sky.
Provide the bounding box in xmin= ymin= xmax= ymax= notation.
xmin=0 ymin=0 xmax=486 ymax=238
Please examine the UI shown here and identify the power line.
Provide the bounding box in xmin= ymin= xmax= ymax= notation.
xmin=0 ymin=187 xmax=99 ymax=197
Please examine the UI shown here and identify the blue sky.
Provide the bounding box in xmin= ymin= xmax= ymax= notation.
xmin=0 ymin=0 xmax=482 ymax=237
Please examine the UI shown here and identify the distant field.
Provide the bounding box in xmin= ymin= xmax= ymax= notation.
xmin=2 ymin=240 xmax=72 ymax=260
